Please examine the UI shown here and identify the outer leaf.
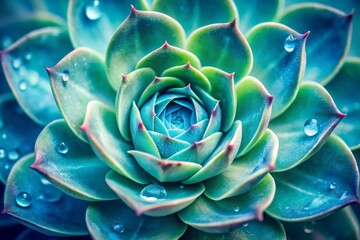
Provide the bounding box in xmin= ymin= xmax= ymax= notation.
xmin=246 ymin=22 xmax=307 ymax=118
xmin=266 ymin=135 xmax=359 ymax=221
xmin=204 ymin=129 xmax=278 ymax=200
xmin=278 ymin=4 xmax=353 ymax=84
xmin=106 ymin=171 xmax=204 ymax=216
xmin=270 ymin=82 xmax=344 ymax=171
xmin=187 ymin=21 xmax=252 ymax=82
xmin=81 ymin=100 xmax=154 ymax=184
xmin=234 ymin=0 xmax=282 ymax=33
xmin=106 ymin=7 xmax=185 ymax=90
xmin=179 ymin=174 xmax=275 ymax=233
xmin=86 ymin=200 xmax=186 ymax=240
xmin=68 ymin=0 xmax=148 ymax=55
xmin=0 ymin=94 xmax=42 ymax=183
xmin=3 ymin=154 xmax=89 ymax=236
xmin=182 ymin=215 xmax=286 ymax=240
xmin=325 ymin=58 xmax=360 ymax=149
xmin=1 ymin=27 xmax=72 ymax=125
xmin=152 ymin=0 xmax=238 ymax=35
xmin=33 ymin=119 xmax=117 ymax=201
xmin=48 ymin=47 xmax=115 ymax=143
xmin=235 ymin=76 xmax=273 ymax=155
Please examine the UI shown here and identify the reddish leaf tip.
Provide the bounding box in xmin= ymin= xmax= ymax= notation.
xmin=1 ymin=209 xmax=8 ymax=215
xmin=130 ymin=5 xmax=137 ymax=13
xmin=153 ymin=76 xmax=160 ymax=83
xmin=255 ymin=209 xmax=264 ymax=222
xmin=138 ymin=121 xmax=144 ymax=130
xmin=337 ymin=112 xmax=346 ymax=118
xmin=163 ymin=41 xmax=169 ymax=48
xmin=268 ymin=95 xmax=274 ymax=105
xmin=185 ymin=61 xmax=191 ymax=68
xmin=229 ymin=18 xmax=237 ymax=28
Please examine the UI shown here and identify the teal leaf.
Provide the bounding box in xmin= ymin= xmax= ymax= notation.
xmin=246 ymin=22 xmax=307 ymax=118
xmin=106 ymin=171 xmax=204 ymax=216
xmin=179 ymin=174 xmax=275 ymax=233
xmin=149 ymin=131 xmax=191 ymax=158
xmin=33 ymin=119 xmax=117 ymax=201
xmin=267 ymin=135 xmax=359 ymax=221
xmin=278 ymin=4 xmax=353 ymax=84
xmin=204 ymin=129 xmax=278 ymax=200
xmin=234 ymin=0 xmax=282 ymax=33
xmin=270 ymin=82 xmax=344 ymax=171
xmin=48 ymin=47 xmax=115 ymax=143
xmin=325 ymin=58 xmax=360 ymax=149
xmin=202 ymin=67 xmax=236 ymax=132
xmin=116 ymin=68 xmax=156 ymax=141
xmin=81 ymin=100 xmax=154 ymax=184
xmin=235 ymin=76 xmax=273 ymax=156
xmin=106 ymin=7 xmax=185 ymax=90
xmin=1 ymin=27 xmax=73 ymax=125
xmin=182 ymin=215 xmax=285 ymax=240
xmin=86 ymin=200 xmax=186 ymax=239
xmin=183 ymin=121 xmax=242 ymax=184
xmin=68 ymin=0 xmax=148 ymax=56
xmin=152 ymin=0 xmax=238 ymax=35
xmin=136 ymin=42 xmax=201 ymax=75
xmin=283 ymin=206 xmax=360 ymax=240
xmin=187 ymin=21 xmax=252 ymax=82
xmin=0 ymin=94 xmax=42 ymax=183
xmin=3 ymin=154 xmax=89 ymax=236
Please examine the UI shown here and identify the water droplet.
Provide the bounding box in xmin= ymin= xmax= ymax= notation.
xmin=111 ymin=223 xmax=125 ymax=234
xmin=1 ymin=36 xmax=12 ymax=49
xmin=304 ymin=119 xmax=319 ymax=136
xmin=140 ymin=184 xmax=167 ymax=201
xmin=28 ymin=71 xmax=40 ymax=87
xmin=37 ymin=185 xmax=63 ymax=203
xmin=56 ymin=142 xmax=69 ymax=155
xmin=340 ymin=191 xmax=348 ymax=201
xmin=85 ymin=0 xmax=102 ymax=20
xmin=4 ymin=163 xmax=10 ymax=170
xmin=1 ymin=133 xmax=7 ymax=139
xmin=41 ymin=178 xmax=52 ymax=185
xmin=61 ymin=70 xmax=70 ymax=85
xmin=304 ymin=221 xmax=316 ymax=234
xmin=16 ymin=192 xmax=32 ymax=208
xmin=7 ymin=149 xmax=19 ymax=161
xmin=329 ymin=182 xmax=336 ymax=190
xmin=285 ymin=206 xmax=289 ymax=210
xmin=179 ymin=185 xmax=184 ymax=189
xmin=0 ymin=148 xmax=5 ymax=159
xmin=242 ymin=223 xmax=248 ymax=227
xmin=234 ymin=207 xmax=240 ymax=212
xmin=18 ymin=80 xmax=28 ymax=91
xmin=12 ymin=58 xmax=22 ymax=69
xmin=25 ymin=53 xmax=32 ymax=61
xmin=284 ymin=34 xmax=296 ymax=52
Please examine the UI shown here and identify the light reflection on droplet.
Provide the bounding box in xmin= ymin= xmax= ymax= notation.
xmin=56 ymin=142 xmax=69 ymax=155
xmin=85 ymin=0 xmax=102 ymax=20
xmin=284 ymin=34 xmax=296 ymax=52
xmin=329 ymin=182 xmax=336 ymax=190
xmin=12 ymin=58 xmax=22 ymax=69
xmin=0 ymin=148 xmax=5 ymax=159
xmin=7 ymin=149 xmax=19 ymax=161
xmin=19 ymin=80 xmax=28 ymax=91
xmin=304 ymin=118 xmax=319 ymax=136
xmin=304 ymin=221 xmax=316 ymax=234
xmin=111 ymin=223 xmax=125 ymax=234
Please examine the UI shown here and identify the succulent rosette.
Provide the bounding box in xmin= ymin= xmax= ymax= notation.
xmin=0 ymin=0 xmax=360 ymax=239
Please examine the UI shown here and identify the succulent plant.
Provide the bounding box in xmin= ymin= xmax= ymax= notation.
xmin=0 ymin=0 xmax=360 ymax=239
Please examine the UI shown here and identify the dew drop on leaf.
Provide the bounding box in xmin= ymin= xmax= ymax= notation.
xmin=16 ymin=192 xmax=32 ymax=208
xmin=242 ymin=223 xmax=249 ymax=227
xmin=140 ymin=184 xmax=167 ymax=201
xmin=24 ymin=53 xmax=32 ymax=61
xmin=56 ymin=142 xmax=69 ymax=155
xmin=111 ymin=223 xmax=125 ymax=234
xmin=61 ymin=70 xmax=70 ymax=84
xmin=85 ymin=0 xmax=102 ymax=21
xmin=40 ymin=178 xmax=52 ymax=185
xmin=329 ymin=182 xmax=336 ymax=190
xmin=304 ymin=221 xmax=316 ymax=234
xmin=37 ymin=185 xmax=63 ymax=203
xmin=0 ymin=148 xmax=5 ymax=159
xmin=284 ymin=35 xmax=296 ymax=52
xmin=7 ymin=149 xmax=19 ymax=161
xmin=304 ymin=118 xmax=319 ymax=136
xmin=12 ymin=58 xmax=22 ymax=69
xmin=234 ymin=207 xmax=240 ymax=212
xmin=18 ymin=80 xmax=28 ymax=91
xmin=1 ymin=133 xmax=7 ymax=139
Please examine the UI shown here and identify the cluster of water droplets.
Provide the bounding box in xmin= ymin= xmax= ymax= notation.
xmin=140 ymin=184 xmax=167 ymax=202
xmin=284 ymin=34 xmax=296 ymax=52
xmin=85 ymin=0 xmax=103 ymax=21
xmin=304 ymin=118 xmax=319 ymax=136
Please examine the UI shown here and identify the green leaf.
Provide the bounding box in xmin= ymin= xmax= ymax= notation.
xmin=106 ymin=7 xmax=185 ymax=90
xmin=48 ymin=47 xmax=115 ymax=143
xmin=283 ymin=207 xmax=360 ymax=240
xmin=187 ymin=21 xmax=252 ymax=82
xmin=278 ymin=4 xmax=353 ymax=84
xmin=267 ymin=135 xmax=359 ymax=221
xmin=152 ymin=0 xmax=238 ymax=35
xmin=136 ymin=42 xmax=201 ymax=75
xmin=3 ymin=154 xmax=89 ymax=236
xmin=246 ymin=22 xmax=307 ymax=118
xmin=182 ymin=215 xmax=285 ymax=240
xmin=201 ymin=67 xmax=236 ymax=132
xmin=179 ymin=174 xmax=275 ymax=233
xmin=325 ymin=58 xmax=360 ymax=149
xmin=68 ymin=0 xmax=148 ymax=56
xmin=33 ymin=119 xmax=117 ymax=201
xmin=183 ymin=121 xmax=242 ymax=184
xmin=116 ymin=68 xmax=156 ymax=141
xmin=86 ymin=200 xmax=186 ymax=239
xmin=81 ymin=100 xmax=154 ymax=184
xmin=234 ymin=0 xmax=282 ymax=33
xmin=106 ymin=171 xmax=204 ymax=216
xmin=235 ymin=76 xmax=273 ymax=155
xmin=270 ymin=82 xmax=344 ymax=171
xmin=204 ymin=129 xmax=278 ymax=200
xmin=1 ymin=27 xmax=73 ymax=125
xmin=0 ymin=94 xmax=42 ymax=183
